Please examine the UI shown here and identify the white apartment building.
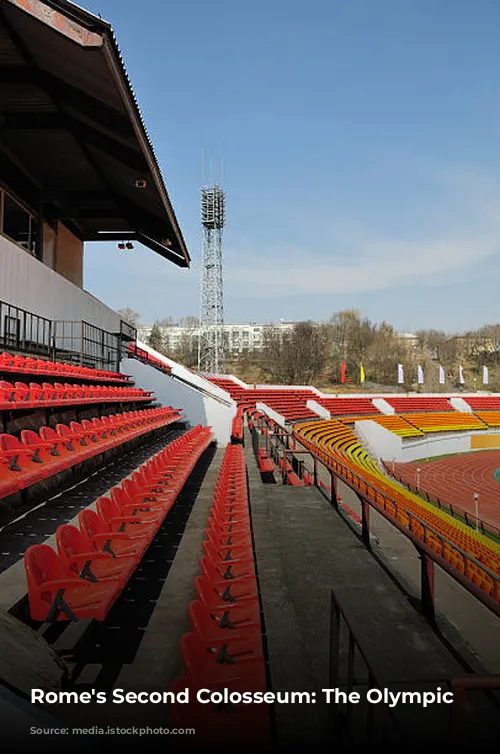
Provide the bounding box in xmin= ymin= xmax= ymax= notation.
xmin=138 ymin=322 xmax=296 ymax=355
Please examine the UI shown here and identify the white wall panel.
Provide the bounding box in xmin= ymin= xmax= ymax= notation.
xmin=0 ymin=236 xmax=120 ymax=332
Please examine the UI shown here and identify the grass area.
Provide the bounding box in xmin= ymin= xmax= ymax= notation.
xmin=414 ymin=448 xmax=500 ymax=464
xmin=413 ymin=452 xmax=463 ymax=464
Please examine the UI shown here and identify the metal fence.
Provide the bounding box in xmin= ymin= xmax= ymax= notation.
xmin=52 ymin=320 xmax=126 ymax=372
xmin=0 ymin=299 xmax=52 ymax=355
xmin=329 ymin=590 xmax=403 ymax=745
xmin=252 ymin=416 xmax=500 ymax=617
xmin=389 ymin=470 xmax=500 ymax=540
xmin=0 ymin=298 xmax=136 ymax=372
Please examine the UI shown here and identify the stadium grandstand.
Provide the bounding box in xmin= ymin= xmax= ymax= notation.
xmin=1 ymin=0 xmax=500 ymax=751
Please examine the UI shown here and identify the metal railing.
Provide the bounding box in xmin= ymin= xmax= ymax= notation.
xmin=329 ymin=589 xmax=403 ymax=745
xmin=386 ymin=467 xmax=500 ymax=540
xmin=251 ymin=415 xmax=500 ymax=617
xmin=315 ymin=444 xmax=500 ymax=614
xmin=0 ymin=299 xmax=135 ymax=373
xmin=52 ymin=320 xmax=123 ymax=372
xmin=0 ymin=299 xmax=52 ymax=355
xmin=450 ymin=675 xmax=500 ymax=740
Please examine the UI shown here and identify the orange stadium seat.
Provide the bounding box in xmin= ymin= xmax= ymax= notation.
xmin=292 ymin=417 xmax=500 ymax=602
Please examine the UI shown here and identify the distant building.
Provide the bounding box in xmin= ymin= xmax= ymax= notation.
xmin=449 ymin=335 xmax=497 ymax=359
xmin=396 ymin=332 xmax=419 ymax=353
xmin=138 ymin=321 xmax=296 ymax=356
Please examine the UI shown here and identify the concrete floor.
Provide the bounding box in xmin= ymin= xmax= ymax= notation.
xmin=337 ymin=480 xmax=500 ymax=674
xmin=246 ymin=429 xmax=500 ymax=748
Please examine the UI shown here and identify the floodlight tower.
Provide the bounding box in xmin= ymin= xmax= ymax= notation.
xmin=198 ymin=184 xmax=226 ymax=373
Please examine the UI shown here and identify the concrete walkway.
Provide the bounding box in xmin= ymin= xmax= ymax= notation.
xmin=246 ymin=428 xmax=499 ymax=749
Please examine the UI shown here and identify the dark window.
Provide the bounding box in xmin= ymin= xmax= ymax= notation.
xmin=3 ymin=193 xmax=33 ymax=251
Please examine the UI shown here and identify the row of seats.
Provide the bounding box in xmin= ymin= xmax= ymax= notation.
xmin=0 ymin=407 xmax=183 ymax=501
xmin=317 ymin=396 xmax=378 ymax=416
xmin=386 ymin=397 xmax=453 ymax=412
xmin=359 ymin=415 xmax=424 ymax=437
xmin=475 ymin=411 xmax=500 ymax=427
xmin=24 ymin=426 xmax=214 ymax=621
xmin=0 ymin=352 xmax=130 ymax=383
xmin=169 ymin=443 xmax=271 ymax=743
xmin=257 ymin=447 xmax=275 ymax=474
xmin=402 ymin=412 xmax=487 ymax=433
xmin=465 ymin=396 xmax=500 ymax=410
xmin=211 ymin=375 xmax=500 ymax=421
xmin=293 ymin=419 xmax=500 ymax=596
xmin=230 ymin=407 xmax=244 ymax=443
xmin=343 ymin=411 xmax=497 ymax=437
xmin=0 ymin=380 xmax=153 ymax=411
xmin=128 ymin=343 xmax=172 ymax=375
xmin=208 ymin=377 xmax=319 ymax=420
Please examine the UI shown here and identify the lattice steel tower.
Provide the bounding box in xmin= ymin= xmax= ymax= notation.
xmin=198 ymin=184 xmax=226 ymax=373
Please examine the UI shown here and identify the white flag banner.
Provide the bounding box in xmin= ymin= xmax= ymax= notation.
xmin=397 ymin=363 xmax=404 ymax=384
xmin=438 ymin=365 xmax=445 ymax=384
xmin=417 ymin=364 xmax=424 ymax=384
xmin=483 ymin=365 xmax=489 ymax=385
xmin=459 ymin=365 xmax=465 ymax=384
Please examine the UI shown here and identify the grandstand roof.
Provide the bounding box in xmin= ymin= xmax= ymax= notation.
xmin=0 ymin=0 xmax=190 ymax=267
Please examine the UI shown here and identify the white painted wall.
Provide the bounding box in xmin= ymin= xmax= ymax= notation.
xmin=451 ymin=397 xmax=473 ymax=412
xmin=219 ymin=374 xmax=249 ymax=388
xmin=254 ymin=383 xmax=322 ymax=395
xmin=355 ymin=419 xmax=500 ymax=464
xmin=123 ymin=342 xmax=236 ymax=444
xmin=307 ymin=400 xmax=331 ymax=419
xmin=372 ymin=398 xmax=394 ymax=414
xmin=256 ymin=402 xmax=286 ymax=428
xmin=0 ymin=236 xmax=120 ymax=332
xmin=355 ymin=421 xmax=402 ymax=462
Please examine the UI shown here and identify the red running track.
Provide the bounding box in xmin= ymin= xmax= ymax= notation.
xmin=388 ymin=451 xmax=500 ymax=530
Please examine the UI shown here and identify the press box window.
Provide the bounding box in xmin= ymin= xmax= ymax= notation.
xmin=3 ymin=193 xmax=37 ymax=254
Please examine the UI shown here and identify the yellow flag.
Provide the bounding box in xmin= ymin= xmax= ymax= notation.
xmin=360 ymin=362 xmax=365 ymax=383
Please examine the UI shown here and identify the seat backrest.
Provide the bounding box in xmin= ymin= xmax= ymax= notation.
xmin=0 ymin=433 xmax=23 ymax=452
xmin=39 ymin=426 xmax=58 ymax=442
xmin=200 ymin=556 xmax=224 ymax=584
xmin=122 ymin=478 xmax=141 ymax=499
xmin=78 ymin=508 xmax=110 ymax=538
xmin=56 ymin=524 xmax=95 ymax=569
xmin=20 ymin=429 xmax=42 ymax=448
xmin=187 ymin=599 xmax=218 ymax=636
xmin=0 ymin=381 xmax=14 ymax=400
xmin=96 ymin=496 xmax=121 ymax=522
xmin=110 ymin=486 xmax=132 ymax=510
xmin=25 ymin=544 xmax=67 ymax=586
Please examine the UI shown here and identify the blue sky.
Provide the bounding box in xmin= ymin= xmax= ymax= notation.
xmin=83 ymin=0 xmax=500 ymax=333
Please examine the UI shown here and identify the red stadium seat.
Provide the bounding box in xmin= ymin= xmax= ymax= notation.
xmin=78 ymin=509 xmax=151 ymax=559
xmin=24 ymin=544 xmax=122 ymax=622
xmin=56 ymin=525 xmax=137 ymax=586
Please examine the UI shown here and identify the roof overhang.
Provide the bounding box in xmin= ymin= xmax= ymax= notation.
xmin=0 ymin=0 xmax=190 ymax=267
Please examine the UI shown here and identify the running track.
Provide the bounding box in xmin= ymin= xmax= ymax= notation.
xmin=388 ymin=451 xmax=500 ymax=530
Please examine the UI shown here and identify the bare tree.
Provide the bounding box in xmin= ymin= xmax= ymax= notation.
xmin=415 ymin=329 xmax=448 ymax=361
xmin=148 ymin=322 xmax=166 ymax=354
xmin=174 ymin=331 xmax=198 ymax=368
xmin=116 ymin=308 xmax=141 ymax=328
